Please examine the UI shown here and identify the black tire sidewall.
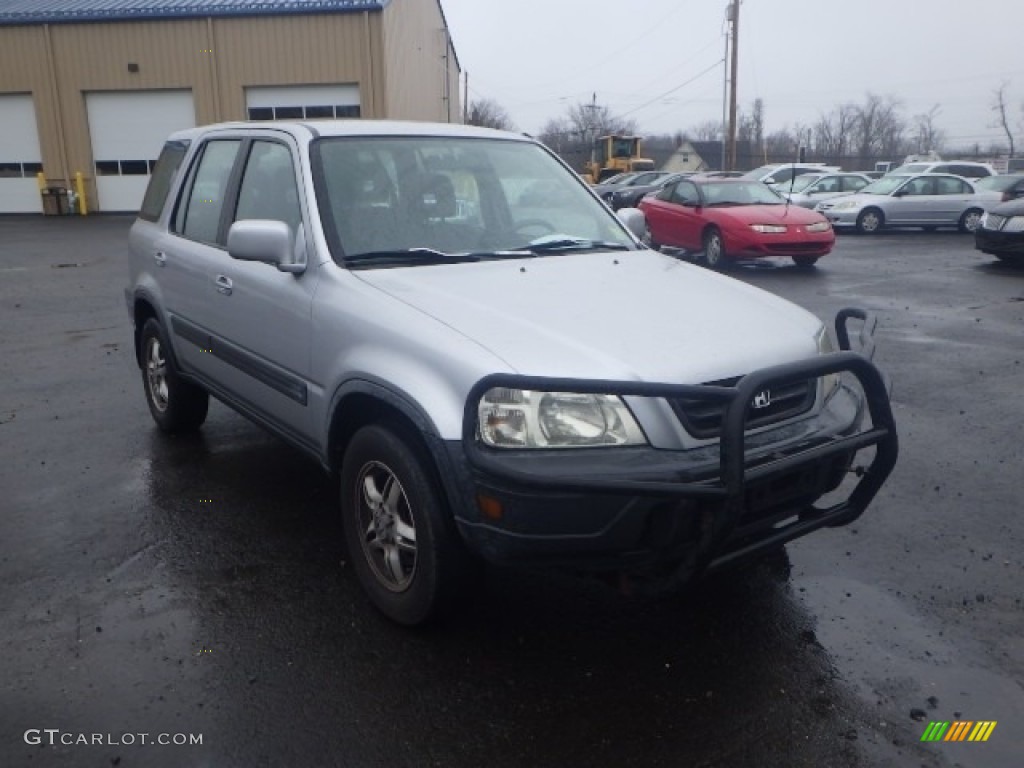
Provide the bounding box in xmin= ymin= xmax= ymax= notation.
xmin=140 ymin=318 xmax=208 ymax=432
xmin=340 ymin=424 xmax=457 ymax=625
xmin=703 ymin=228 xmax=725 ymax=268
xmin=959 ymin=209 xmax=982 ymax=233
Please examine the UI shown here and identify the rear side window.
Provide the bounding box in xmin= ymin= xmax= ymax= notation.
xmin=138 ymin=141 xmax=188 ymax=222
xmin=174 ymin=140 xmax=242 ymax=245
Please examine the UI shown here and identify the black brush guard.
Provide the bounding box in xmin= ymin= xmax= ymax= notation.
xmin=461 ymin=308 xmax=898 ymax=573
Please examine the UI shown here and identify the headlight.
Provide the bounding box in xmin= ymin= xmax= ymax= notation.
xmin=805 ymin=221 xmax=831 ymax=232
xmin=1002 ymin=215 xmax=1024 ymax=232
xmin=749 ymin=224 xmax=787 ymax=233
xmin=834 ymin=201 xmax=860 ymax=210
xmin=816 ymin=326 xmax=841 ymax=401
xmin=478 ymin=388 xmax=647 ymax=448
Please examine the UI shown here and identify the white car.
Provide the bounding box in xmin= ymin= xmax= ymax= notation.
xmin=886 ymin=161 xmax=996 ymax=180
xmin=742 ymin=163 xmax=841 ymax=186
xmin=815 ymin=173 xmax=984 ymax=233
xmin=777 ymin=172 xmax=872 ymax=209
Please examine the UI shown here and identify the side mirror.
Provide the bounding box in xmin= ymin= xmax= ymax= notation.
xmin=616 ymin=207 xmax=647 ymax=240
xmin=227 ymin=220 xmax=305 ymax=274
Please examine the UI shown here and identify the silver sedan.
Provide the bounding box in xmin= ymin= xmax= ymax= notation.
xmin=778 ymin=172 xmax=872 ymax=209
xmin=815 ymin=174 xmax=985 ymax=233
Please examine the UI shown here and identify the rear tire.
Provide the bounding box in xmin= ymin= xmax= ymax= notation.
xmin=140 ymin=318 xmax=208 ymax=433
xmin=340 ymin=423 xmax=473 ymax=625
xmin=959 ymin=208 xmax=983 ymax=233
xmin=702 ymin=227 xmax=726 ymax=269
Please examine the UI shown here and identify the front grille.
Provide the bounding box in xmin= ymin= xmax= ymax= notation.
xmin=669 ymin=376 xmax=816 ymax=439
xmin=763 ymin=241 xmax=825 ymax=254
xmin=984 ymin=213 xmax=1006 ymax=230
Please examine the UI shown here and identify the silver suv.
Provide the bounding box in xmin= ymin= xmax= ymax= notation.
xmin=127 ymin=120 xmax=897 ymax=624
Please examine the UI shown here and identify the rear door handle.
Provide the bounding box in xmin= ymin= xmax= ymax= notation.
xmin=153 ymin=251 xmax=167 ymax=267
xmin=214 ymin=275 xmax=233 ymax=295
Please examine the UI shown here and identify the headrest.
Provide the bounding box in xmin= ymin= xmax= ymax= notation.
xmin=406 ymin=173 xmax=456 ymax=219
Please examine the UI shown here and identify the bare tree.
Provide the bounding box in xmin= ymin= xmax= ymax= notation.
xmin=538 ymin=100 xmax=637 ymax=168
xmin=813 ymin=103 xmax=857 ymax=165
xmin=689 ymin=120 xmax=723 ymax=141
xmin=764 ymin=127 xmax=797 ymax=157
xmin=466 ymin=98 xmax=515 ymax=131
xmin=991 ymin=83 xmax=1016 ymax=158
xmin=913 ymin=105 xmax=945 ymax=154
xmin=852 ymin=93 xmax=907 ymax=164
xmin=751 ymin=98 xmax=765 ymax=160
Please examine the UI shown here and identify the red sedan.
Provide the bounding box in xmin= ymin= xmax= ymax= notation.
xmin=638 ymin=178 xmax=836 ymax=268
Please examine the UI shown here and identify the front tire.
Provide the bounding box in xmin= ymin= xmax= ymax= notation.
xmin=140 ymin=318 xmax=208 ymax=433
xmin=340 ymin=424 xmax=472 ymax=625
xmin=792 ymin=255 xmax=819 ymax=267
xmin=702 ymin=227 xmax=726 ymax=268
xmin=959 ymin=208 xmax=983 ymax=233
xmin=856 ymin=208 xmax=884 ymax=234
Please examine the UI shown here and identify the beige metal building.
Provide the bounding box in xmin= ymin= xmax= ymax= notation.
xmin=0 ymin=0 xmax=461 ymax=213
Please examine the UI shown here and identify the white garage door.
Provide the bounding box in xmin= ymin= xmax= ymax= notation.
xmin=0 ymin=94 xmax=44 ymax=214
xmin=245 ymin=84 xmax=361 ymax=121
xmin=86 ymin=90 xmax=195 ymax=211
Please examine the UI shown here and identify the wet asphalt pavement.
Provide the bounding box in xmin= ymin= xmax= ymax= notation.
xmin=1 ymin=215 xmax=1022 ymax=768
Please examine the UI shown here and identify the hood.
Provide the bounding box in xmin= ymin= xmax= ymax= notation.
xmin=354 ymin=250 xmax=823 ymax=384
xmin=717 ymin=204 xmax=828 ymax=225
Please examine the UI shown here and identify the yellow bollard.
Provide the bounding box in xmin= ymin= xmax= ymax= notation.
xmin=75 ymin=171 xmax=87 ymax=215
xmin=36 ymin=171 xmax=46 ymax=192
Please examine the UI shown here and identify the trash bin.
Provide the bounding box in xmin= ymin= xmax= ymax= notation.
xmin=41 ymin=187 xmax=60 ymax=216
xmin=41 ymin=186 xmax=71 ymax=216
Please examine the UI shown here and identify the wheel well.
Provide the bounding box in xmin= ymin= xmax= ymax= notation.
xmin=327 ymin=393 xmax=431 ymax=475
xmin=859 ymin=206 xmax=884 ymax=221
xmin=703 ymin=224 xmax=721 ymax=241
xmin=133 ymin=298 xmax=158 ymax=368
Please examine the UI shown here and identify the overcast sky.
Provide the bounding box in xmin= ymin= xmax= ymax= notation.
xmin=440 ymin=0 xmax=1023 ymax=149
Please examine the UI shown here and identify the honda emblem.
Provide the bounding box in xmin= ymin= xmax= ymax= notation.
xmin=752 ymin=390 xmax=772 ymax=409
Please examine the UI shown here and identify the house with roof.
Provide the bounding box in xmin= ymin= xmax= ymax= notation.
xmin=0 ymin=0 xmax=460 ymax=212
xmin=661 ymin=140 xmax=756 ymax=174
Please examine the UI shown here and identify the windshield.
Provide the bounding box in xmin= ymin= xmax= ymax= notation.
xmin=742 ymin=165 xmax=781 ymax=180
xmin=860 ymin=175 xmax=911 ymax=195
xmin=602 ymin=173 xmax=636 ymax=186
xmin=313 ymin=136 xmax=637 ymax=265
xmin=894 ymin=163 xmax=929 ymax=174
xmin=974 ymin=175 xmax=1021 ymax=192
xmin=700 ymin=181 xmax=785 ymax=205
xmin=787 ymin=174 xmax=824 ymax=193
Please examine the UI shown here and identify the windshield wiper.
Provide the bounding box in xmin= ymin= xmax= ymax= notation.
xmin=344 ymin=247 xmax=539 ymax=269
xmin=516 ymin=238 xmax=632 ymax=253
xmin=344 ymin=248 xmax=480 ymax=269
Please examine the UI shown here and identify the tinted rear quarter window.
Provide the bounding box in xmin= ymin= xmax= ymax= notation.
xmin=139 ymin=141 xmax=189 ymax=222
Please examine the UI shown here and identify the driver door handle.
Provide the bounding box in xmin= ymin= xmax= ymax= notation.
xmin=214 ymin=275 xmax=233 ymax=295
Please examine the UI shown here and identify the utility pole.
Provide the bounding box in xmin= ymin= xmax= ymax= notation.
xmin=463 ymin=71 xmax=468 ymax=124
xmin=721 ymin=13 xmax=729 ymax=171
xmin=726 ymin=0 xmax=739 ymax=170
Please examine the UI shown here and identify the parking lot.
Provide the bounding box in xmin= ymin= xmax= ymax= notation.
xmin=1 ymin=215 xmax=1022 ymax=767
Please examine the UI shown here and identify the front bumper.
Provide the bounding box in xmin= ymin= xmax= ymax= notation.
xmin=975 ymin=227 xmax=1024 ymax=257
xmin=728 ymin=229 xmax=835 ymax=258
xmin=436 ymin=309 xmax=897 ymax=585
xmin=817 ymin=207 xmax=861 ymax=228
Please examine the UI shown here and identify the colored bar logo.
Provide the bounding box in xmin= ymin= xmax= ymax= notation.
xmin=921 ymin=721 xmax=997 ymax=742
